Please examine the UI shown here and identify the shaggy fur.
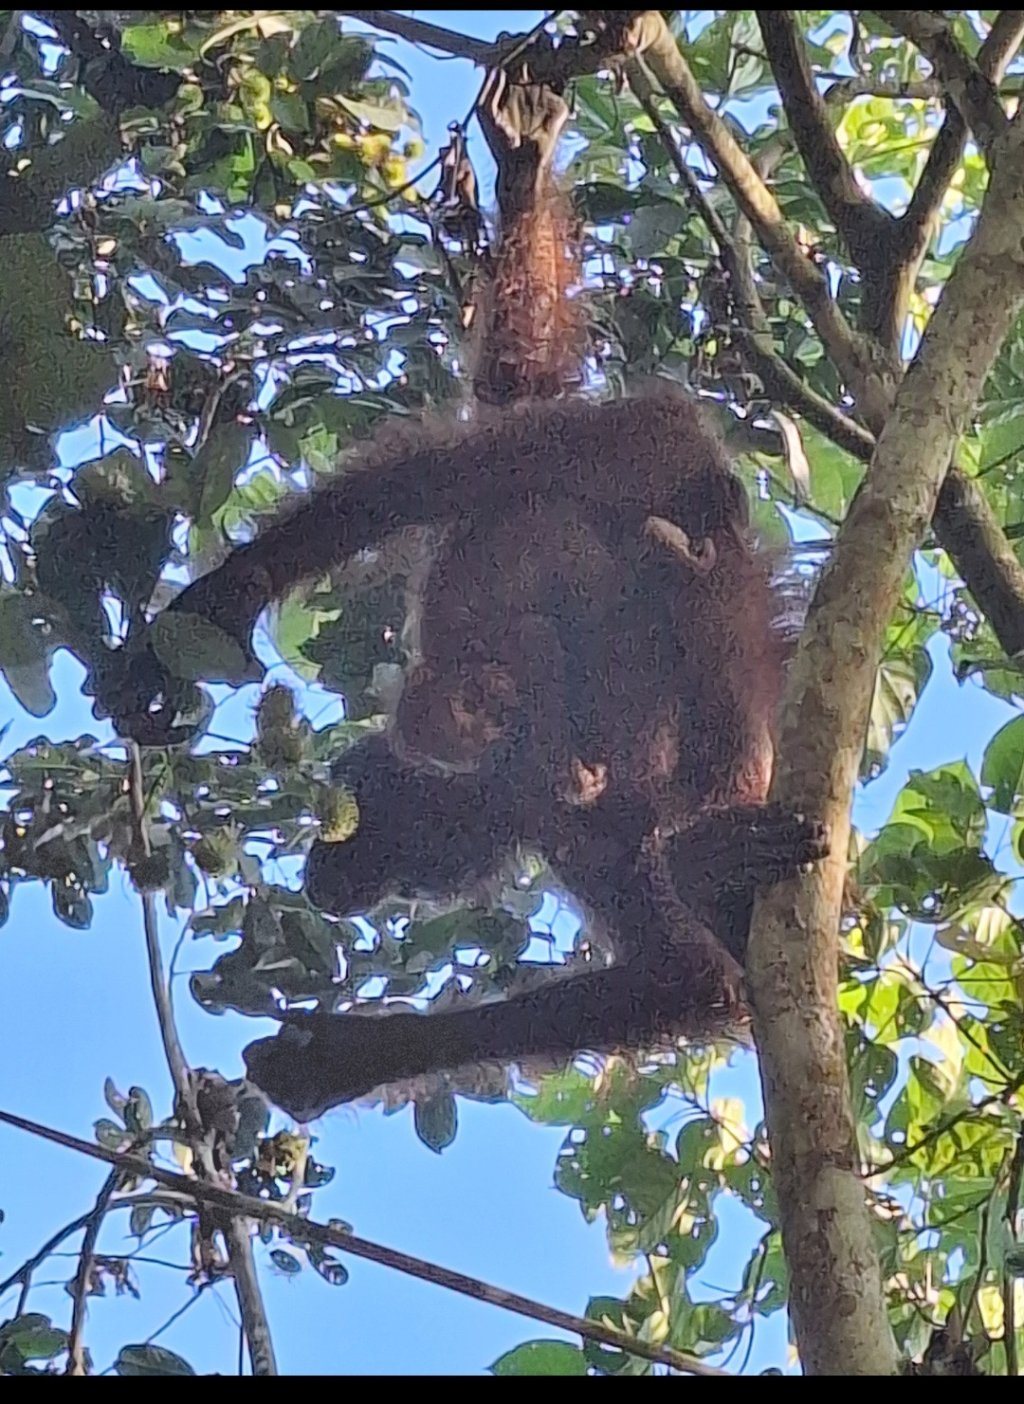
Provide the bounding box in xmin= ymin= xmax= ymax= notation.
xmin=152 ymin=161 xmax=827 ymax=1119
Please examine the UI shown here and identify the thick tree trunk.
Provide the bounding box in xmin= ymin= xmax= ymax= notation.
xmin=747 ymin=114 xmax=1024 ymax=1373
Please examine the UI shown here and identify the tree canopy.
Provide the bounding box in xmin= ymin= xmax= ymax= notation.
xmin=4 ymin=6 xmax=1024 ymax=1378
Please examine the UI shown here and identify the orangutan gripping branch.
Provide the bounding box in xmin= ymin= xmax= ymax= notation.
xmin=110 ymin=47 xmax=829 ymax=1119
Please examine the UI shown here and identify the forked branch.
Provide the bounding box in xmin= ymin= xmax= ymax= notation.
xmin=876 ymin=10 xmax=1012 ymax=154
xmin=756 ymin=10 xmax=896 ymax=273
xmin=628 ymin=11 xmax=1024 ymax=662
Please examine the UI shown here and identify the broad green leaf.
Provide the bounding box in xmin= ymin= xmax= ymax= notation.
xmin=116 ymin=1344 xmax=196 ymax=1377
xmin=0 ymin=591 xmax=56 ymax=717
xmin=337 ymin=96 xmax=405 ymax=132
xmin=981 ymin=715 xmax=1024 ymax=812
xmin=270 ymin=1249 xmax=302 ymax=1274
xmin=492 ymin=1342 xmax=589 ymax=1377
xmin=627 ymin=198 xmax=684 ymax=260
xmin=52 ymin=882 xmax=93 ymax=930
xmin=192 ymin=420 xmax=256 ymax=524
xmin=977 ymin=411 xmax=1024 ymax=472
xmin=0 ymin=1314 xmax=69 ymax=1363
xmin=121 ymin=22 xmax=201 ymax=69
xmin=413 ymin=1093 xmax=458 ymax=1154
xmin=314 ymin=1257 xmax=350 ymax=1287
xmin=864 ymin=649 xmax=932 ymax=778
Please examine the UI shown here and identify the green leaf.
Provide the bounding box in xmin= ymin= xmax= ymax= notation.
xmin=513 ymin=1066 xmax=601 ymax=1126
xmin=0 ymin=591 xmax=56 ymax=717
xmin=151 ymin=611 xmax=258 ymax=686
xmin=0 ymin=1314 xmax=69 ymax=1363
xmin=271 ymin=93 xmax=309 ymax=134
xmin=271 ymin=1249 xmax=302 ymax=1274
xmin=94 ymin=1118 xmax=127 ymax=1151
xmin=314 ymin=1257 xmax=350 ymax=1287
xmin=628 ymin=199 xmax=684 ymax=260
xmin=267 ymin=594 xmax=340 ymax=682
xmin=337 ymin=96 xmax=405 ymax=132
xmin=904 ymin=764 xmax=985 ymax=845
xmin=491 ymin=1341 xmax=589 ymax=1377
xmin=116 ymin=1344 xmax=196 ymax=1377
xmin=1006 ymin=1246 xmax=1024 ymax=1275
xmin=414 ymin=1093 xmax=458 ymax=1154
xmin=191 ymin=895 xmax=247 ymax=937
xmin=864 ymin=649 xmax=932 ymax=778
xmin=130 ymin=1203 xmax=156 ymax=1237
xmin=289 ymin=17 xmax=341 ymax=79
xmin=104 ymin=1076 xmax=128 ymax=1118
xmin=981 ymin=715 xmax=1024 ymax=812
xmin=281 ymin=909 xmax=340 ymax=976
xmin=192 ymin=421 xmax=255 ymax=525
xmin=575 ymin=181 xmax=641 ymax=224
xmin=801 ymin=423 xmax=865 ymax=520
xmin=121 ymin=22 xmax=199 ymax=70
xmin=52 ymin=882 xmax=93 ymax=930
xmin=978 ymin=411 xmax=1024 ymax=471
xmin=125 ymin=1086 xmax=154 ymax=1135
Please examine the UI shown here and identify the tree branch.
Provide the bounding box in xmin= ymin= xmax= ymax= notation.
xmin=877 ymin=11 xmax=1012 ymax=156
xmin=630 ymin=11 xmax=1024 ymax=659
xmin=128 ymin=747 xmax=193 ymax=1106
xmin=336 ymin=10 xmax=501 ymax=65
xmin=127 ymin=744 xmax=278 ymax=1376
xmin=900 ymin=10 xmax=1024 ymax=260
xmin=1004 ymin=1134 xmax=1024 ymax=1374
xmin=756 ymin=8 xmax=913 ymax=348
xmin=898 ymin=13 xmax=1024 ymax=659
xmin=0 ymin=1107 xmax=728 ymax=1378
xmin=935 ymin=468 xmax=1024 ymax=656
xmin=627 ymin=57 xmax=877 ymax=460
xmin=338 ymin=9 xmax=648 ymax=86
xmin=0 ymin=1207 xmax=95 ymax=1306
xmin=756 ymin=11 xmax=896 ymax=271
xmin=748 ymin=103 xmax=1024 ymax=1377
xmin=65 ymin=1170 xmax=121 ymax=1376
xmin=632 ymin=13 xmax=897 ymax=425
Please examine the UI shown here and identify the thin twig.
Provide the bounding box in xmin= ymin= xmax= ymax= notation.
xmin=918 ymin=977 xmax=1013 ymax=1084
xmin=0 ymin=1108 xmax=729 ymax=1379
xmin=866 ymin=1070 xmax=1024 ymax=1176
xmin=336 ymin=10 xmax=501 ymax=66
xmin=128 ymin=744 xmax=193 ymax=1112
xmin=964 ymin=1180 xmax=995 ymax=1342
xmin=322 ymin=11 xmax=559 ymax=235
xmin=65 ymin=1170 xmax=121 ymax=1376
xmin=632 ymin=11 xmax=1024 ymax=661
xmin=631 ymin=12 xmax=887 ymax=415
xmin=1005 ymin=1134 xmax=1024 ymax=1374
xmin=338 ymin=8 xmax=644 ymax=86
xmin=126 ymin=743 xmax=277 ymax=1376
xmin=1 ymin=1210 xmax=94 ymax=1310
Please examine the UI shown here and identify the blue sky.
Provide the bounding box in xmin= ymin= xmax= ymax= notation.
xmin=1 ymin=9 xmax=1020 ymax=1378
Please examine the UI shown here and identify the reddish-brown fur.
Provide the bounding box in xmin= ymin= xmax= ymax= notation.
xmin=473 ymin=192 xmax=586 ymax=404
xmin=125 ymin=123 xmax=827 ymax=1119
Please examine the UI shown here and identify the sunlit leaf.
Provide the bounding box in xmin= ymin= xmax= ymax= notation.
xmin=491 ymin=1342 xmax=589 ymax=1377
